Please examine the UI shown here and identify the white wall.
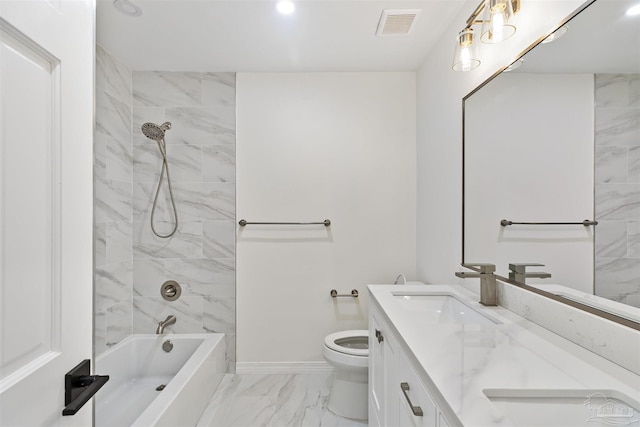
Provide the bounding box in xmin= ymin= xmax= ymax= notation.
xmin=416 ymin=0 xmax=587 ymax=286
xmin=236 ymin=73 xmax=416 ymax=363
xmin=465 ymin=73 xmax=594 ymax=293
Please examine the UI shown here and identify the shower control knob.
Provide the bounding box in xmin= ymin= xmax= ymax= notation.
xmin=160 ymin=280 xmax=182 ymax=301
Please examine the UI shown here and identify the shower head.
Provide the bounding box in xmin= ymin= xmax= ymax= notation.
xmin=141 ymin=122 xmax=172 ymax=141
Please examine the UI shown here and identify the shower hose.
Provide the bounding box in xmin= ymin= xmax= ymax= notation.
xmin=150 ymin=136 xmax=179 ymax=238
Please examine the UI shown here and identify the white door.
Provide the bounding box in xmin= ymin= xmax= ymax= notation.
xmin=0 ymin=1 xmax=94 ymax=426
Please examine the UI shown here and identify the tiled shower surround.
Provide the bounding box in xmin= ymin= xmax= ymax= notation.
xmin=94 ymin=45 xmax=237 ymax=371
xmin=595 ymin=74 xmax=640 ymax=308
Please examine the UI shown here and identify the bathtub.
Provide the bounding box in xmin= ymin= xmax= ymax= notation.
xmin=95 ymin=334 xmax=225 ymax=427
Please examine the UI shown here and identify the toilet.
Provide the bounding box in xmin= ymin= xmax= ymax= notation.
xmin=322 ymin=330 xmax=369 ymax=420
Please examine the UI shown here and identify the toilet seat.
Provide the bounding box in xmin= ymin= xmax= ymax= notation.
xmin=324 ymin=330 xmax=368 ymax=356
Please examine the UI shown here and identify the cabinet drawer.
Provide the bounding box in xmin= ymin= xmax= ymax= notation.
xmin=398 ymin=351 xmax=437 ymax=427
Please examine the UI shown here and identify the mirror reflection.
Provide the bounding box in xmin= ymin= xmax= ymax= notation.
xmin=464 ymin=0 xmax=640 ymax=314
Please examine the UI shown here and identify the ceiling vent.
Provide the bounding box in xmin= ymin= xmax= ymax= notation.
xmin=376 ymin=9 xmax=421 ymax=36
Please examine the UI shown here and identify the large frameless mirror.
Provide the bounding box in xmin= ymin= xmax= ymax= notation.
xmin=463 ymin=0 xmax=640 ymax=327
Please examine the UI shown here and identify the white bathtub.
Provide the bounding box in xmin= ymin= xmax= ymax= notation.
xmin=95 ymin=334 xmax=225 ymax=427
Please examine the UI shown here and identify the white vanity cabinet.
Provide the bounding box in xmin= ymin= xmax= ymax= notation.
xmin=369 ymin=299 xmax=455 ymax=427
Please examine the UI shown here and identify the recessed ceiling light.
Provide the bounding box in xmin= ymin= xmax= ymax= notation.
xmin=542 ymin=25 xmax=568 ymax=44
xmin=276 ymin=1 xmax=295 ymax=15
xmin=113 ymin=0 xmax=142 ymax=17
xmin=627 ymin=3 xmax=640 ymax=16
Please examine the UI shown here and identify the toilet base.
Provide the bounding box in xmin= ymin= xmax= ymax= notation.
xmin=327 ymin=374 xmax=368 ymax=420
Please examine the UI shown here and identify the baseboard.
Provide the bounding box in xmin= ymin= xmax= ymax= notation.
xmin=235 ymin=361 xmax=335 ymax=374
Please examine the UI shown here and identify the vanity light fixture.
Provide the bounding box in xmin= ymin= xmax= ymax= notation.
xmin=452 ymin=28 xmax=481 ymax=71
xmin=113 ymin=0 xmax=142 ymax=17
xmin=276 ymin=0 xmax=295 ymax=15
xmin=452 ymin=0 xmax=521 ymax=71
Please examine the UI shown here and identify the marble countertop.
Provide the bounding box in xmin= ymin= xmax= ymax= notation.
xmin=368 ymin=284 xmax=640 ymax=427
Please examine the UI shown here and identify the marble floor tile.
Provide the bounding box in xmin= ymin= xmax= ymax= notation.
xmin=196 ymin=373 xmax=367 ymax=427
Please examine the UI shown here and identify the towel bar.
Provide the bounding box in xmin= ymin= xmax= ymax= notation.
xmin=501 ymin=219 xmax=597 ymax=227
xmin=239 ymin=219 xmax=331 ymax=226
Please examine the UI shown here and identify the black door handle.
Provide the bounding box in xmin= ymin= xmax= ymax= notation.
xmin=62 ymin=359 xmax=109 ymax=416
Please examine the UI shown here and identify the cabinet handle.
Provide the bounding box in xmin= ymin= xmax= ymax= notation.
xmin=375 ymin=329 xmax=384 ymax=343
xmin=400 ymin=382 xmax=424 ymax=416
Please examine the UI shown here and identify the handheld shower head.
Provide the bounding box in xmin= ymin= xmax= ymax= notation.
xmin=141 ymin=121 xmax=172 ymax=141
xmin=141 ymin=120 xmax=178 ymax=238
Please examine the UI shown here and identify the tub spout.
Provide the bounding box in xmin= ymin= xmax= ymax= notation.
xmin=156 ymin=315 xmax=176 ymax=334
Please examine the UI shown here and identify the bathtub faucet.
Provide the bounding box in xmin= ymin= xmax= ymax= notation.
xmin=156 ymin=315 xmax=176 ymax=334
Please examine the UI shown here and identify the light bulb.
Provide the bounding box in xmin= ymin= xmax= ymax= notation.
xmin=481 ymin=0 xmax=516 ymax=43
xmin=460 ymin=47 xmax=472 ymax=71
xmin=490 ymin=12 xmax=505 ymax=41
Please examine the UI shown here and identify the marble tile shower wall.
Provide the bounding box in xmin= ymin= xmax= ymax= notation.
xmin=95 ymin=45 xmax=134 ymax=355
xmin=132 ymin=71 xmax=236 ymax=371
xmin=594 ymin=74 xmax=640 ymax=308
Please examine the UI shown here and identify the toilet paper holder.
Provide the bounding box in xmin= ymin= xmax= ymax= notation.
xmin=330 ymin=289 xmax=359 ymax=298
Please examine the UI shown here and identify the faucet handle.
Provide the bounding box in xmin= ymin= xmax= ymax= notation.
xmin=461 ymin=263 xmax=495 ymax=274
xmin=508 ymin=263 xmax=551 ymax=281
xmin=508 ymin=263 xmax=544 ymax=273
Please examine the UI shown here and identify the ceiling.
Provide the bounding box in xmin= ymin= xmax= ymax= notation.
xmin=96 ymin=0 xmax=466 ymax=72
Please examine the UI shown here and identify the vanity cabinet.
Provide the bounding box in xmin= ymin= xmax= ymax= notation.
xmin=369 ymin=299 xmax=454 ymax=427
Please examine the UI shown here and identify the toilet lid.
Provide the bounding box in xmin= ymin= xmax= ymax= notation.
xmin=324 ymin=330 xmax=369 ymax=356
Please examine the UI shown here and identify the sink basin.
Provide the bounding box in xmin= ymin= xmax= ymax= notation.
xmin=392 ymin=294 xmax=500 ymax=325
xmin=483 ymin=388 xmax=640 ymax=427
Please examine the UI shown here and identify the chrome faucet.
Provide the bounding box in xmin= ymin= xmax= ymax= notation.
xmin=508 ymin=263 xmax=551 ymax=283
xmin=155 ymin=315 xmax=176 ymax=334
xmin=455 ymin=263 xmax=497 ymax=306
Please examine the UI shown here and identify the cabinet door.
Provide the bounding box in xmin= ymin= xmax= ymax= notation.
xmin=369 ymin=303 xmax=401 ymax=427
xmin=397 ymin=351 xmax=437 ymax=427
xmin=369 ymin=309 xmax=386 ymax=426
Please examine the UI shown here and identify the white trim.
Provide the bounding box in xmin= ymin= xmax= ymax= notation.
xmin=236 ymin=361 xmax=335 ymax=374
